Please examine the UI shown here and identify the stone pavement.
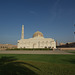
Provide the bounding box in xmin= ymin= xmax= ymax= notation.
xmin=0 ymin=50 xmax=73 ymax=54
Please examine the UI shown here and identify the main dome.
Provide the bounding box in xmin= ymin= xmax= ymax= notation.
xmin=33 ymin=31 xmax=44 ymax=38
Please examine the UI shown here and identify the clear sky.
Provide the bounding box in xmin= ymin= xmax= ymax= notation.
xmin=0 ymin=0 xmax=75 ymax=45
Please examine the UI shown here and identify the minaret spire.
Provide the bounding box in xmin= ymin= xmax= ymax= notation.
xmin=21 ymin=25 xmax=24 ymax=39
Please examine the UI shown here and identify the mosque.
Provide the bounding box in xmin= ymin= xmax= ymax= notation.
xmin=17 ymin=25 xmax=56 ymax=49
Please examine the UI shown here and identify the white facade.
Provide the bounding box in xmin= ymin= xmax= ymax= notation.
xmin=17 ymin=25 xmax=56 ymax=49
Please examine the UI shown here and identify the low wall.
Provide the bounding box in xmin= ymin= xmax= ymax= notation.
xmin=58 ymin=48 xmax=75 ymax=50
xmin=0 ymin=48 xmax=6 ymax=50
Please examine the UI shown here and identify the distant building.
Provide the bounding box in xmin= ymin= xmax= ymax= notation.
xmin=17 ymin=25 xmax=56 ymax=49
xmin=57 ymin=42 xmax=75 ymax=48
xmin=59 ymin=43 xmax=65 ymax=46
xmin=0 ymin=44 xmax=17 ymax=50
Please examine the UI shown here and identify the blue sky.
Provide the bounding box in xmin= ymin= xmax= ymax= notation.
xmin=0 ymin=0 xmax=75 ymax=45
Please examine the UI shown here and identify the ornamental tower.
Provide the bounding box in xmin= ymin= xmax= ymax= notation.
xmin=21 ymin=25 xmax=24 ymax=39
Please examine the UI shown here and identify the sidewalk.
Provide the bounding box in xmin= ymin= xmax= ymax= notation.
xmin=0 ymin=50 xmax=73 ymax=54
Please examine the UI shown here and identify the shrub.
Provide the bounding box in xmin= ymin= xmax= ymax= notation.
xmin=6 ymin=48 xmax=53 ymax=50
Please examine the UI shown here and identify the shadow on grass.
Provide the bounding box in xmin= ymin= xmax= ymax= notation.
xmin=0 ymin=56 xmax=40 ymax=75
xmin=62 ymin=58 xmax=75 ymax=64
xmin=67 ymin=59 xmax=75 ymax=64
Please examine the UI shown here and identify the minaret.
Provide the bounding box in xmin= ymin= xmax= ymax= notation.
xmin=56 ymin=40 xmax=58 ymax=46
xmin=21 ymin=25 xmax=24 ymax=39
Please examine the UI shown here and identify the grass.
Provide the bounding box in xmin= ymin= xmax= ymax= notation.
xmin=68 ymin=51 xmax=75 ymax=54
xmin=65 ymin=50 xmax=75 ymax=54
xmin=0 ymin=54 xmax=75 ymax=75
xmin=70 ymin=52 xmax=75 ymax=54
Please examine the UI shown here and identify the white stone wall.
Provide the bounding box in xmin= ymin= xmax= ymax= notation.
xmin=17 ymin=37 xmax=56 ymax=49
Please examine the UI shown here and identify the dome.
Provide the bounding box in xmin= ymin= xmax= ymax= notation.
xmin=33 ymin=31 xmax=44 ymax=38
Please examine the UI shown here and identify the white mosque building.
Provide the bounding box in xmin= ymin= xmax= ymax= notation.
xmin=17 ymin=25 xmax=56 ymax=49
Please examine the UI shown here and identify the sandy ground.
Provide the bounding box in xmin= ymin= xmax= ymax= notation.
xmin=0 ymin=50 xmax=74 ymax=54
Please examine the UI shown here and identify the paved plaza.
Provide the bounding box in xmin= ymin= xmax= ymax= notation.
xmin=0 ymin=50 xmax=73 ymax=54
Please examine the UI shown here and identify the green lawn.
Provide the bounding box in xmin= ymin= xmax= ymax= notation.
xmin=0 ymin=54 xmax=75 ymax=75
xmin=65 ymin=50 xmax=75 ymax=54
